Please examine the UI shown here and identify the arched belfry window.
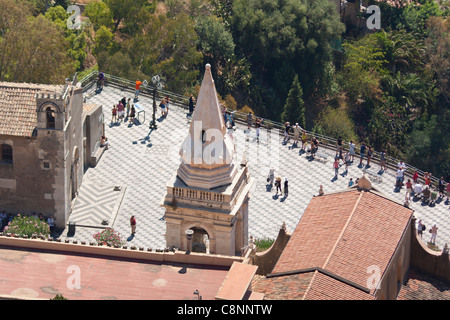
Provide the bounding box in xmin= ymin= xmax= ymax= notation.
xmin=46 ymin=107 xmax=55 ymax=129
xmin=1 ymin=144 xmax=13 ymax=164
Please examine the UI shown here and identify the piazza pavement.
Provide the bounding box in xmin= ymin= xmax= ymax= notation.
xmin=59 ymin=84 xmax=450 ymax=253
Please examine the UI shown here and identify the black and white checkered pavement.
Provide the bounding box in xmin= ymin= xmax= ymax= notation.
xmin=59 ymin=85 xmax=450 ymax=251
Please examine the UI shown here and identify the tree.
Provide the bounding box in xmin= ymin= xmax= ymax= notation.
xmin=281 ymin=75 xmax=305 ymax=128
xmin=231 ymin=0 xmax=345 ymax=98
xmin=84 ymin=0 xmax=114 ymax=31
xmin=0 ymin=0 xmax=75 ymax=83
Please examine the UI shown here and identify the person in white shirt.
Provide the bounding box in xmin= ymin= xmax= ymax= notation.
xmin=47 ymin=216 xmax=55 ymax=233
xmin=413 ymin=183 xmax=423 ymax=198
xmin=349 ymin=141 xmax=356 ymax=162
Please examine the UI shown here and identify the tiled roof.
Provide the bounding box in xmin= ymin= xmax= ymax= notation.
xmin=255 ymin=188 xmax=414 ymax=300
xmin=398 ymin=267 xmax=450 ymax=300
xmin=0 ymin=82 xmax=64 ymax=137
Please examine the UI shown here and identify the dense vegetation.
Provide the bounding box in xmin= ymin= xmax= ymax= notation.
xmin=0 ymin=0 xmax=448 ymax=179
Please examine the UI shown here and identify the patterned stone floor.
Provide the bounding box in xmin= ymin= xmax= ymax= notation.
xmin=59 ymin=84 xmax=450 ymax=252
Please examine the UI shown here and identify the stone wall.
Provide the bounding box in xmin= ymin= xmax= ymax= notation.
xmin=250 ymin=225 xmax=291 ymax=275
xmin=410 ymin=218 xmax=450 ymax=283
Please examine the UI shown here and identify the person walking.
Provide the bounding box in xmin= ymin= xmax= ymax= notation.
xmin=344 ymin=151 xmax=350 ymax=173
xmin=130 ymin=215 xmax=136 ymax=235
xmin=283 ymin=122 xmax=291 ymax=144
xmin=275 ymin=177 xmax=282 ymax=196
xmin=129 ymin=105 xmax=136 ymax=124
xmin=417 ymin=219 xmax=424 ymax=239
xmin=284 ymin=178 xmax=289 ymax=197
xmin=255 ymin=117 xmax=262 ymax=143
xmin=117 ymin=100 xmax=124 ymax=120
xmin=268 ymin=167 xmax=275 ymax=186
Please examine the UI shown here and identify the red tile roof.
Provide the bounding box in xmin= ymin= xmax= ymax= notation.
xmin=254 ymin=187 xmax=414 ymax=300
xmin=0 ymin=82 xmax=64 ymax=137
xmin=398 ymin=267 xmax=450 ymax=300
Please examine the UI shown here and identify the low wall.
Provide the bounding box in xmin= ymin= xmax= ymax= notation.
xmin=410 ymin=220 xmax=450 ymax=283
xmin=250 ymin=226 xmax=291 ymax=275
xmin=0 ymin=236 xmax=244 ymax=268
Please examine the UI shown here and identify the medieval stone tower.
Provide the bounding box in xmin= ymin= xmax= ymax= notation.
xmin=162 ymin=64 xmax=253 ymax=256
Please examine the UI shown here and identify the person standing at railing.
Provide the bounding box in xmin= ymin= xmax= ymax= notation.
xmin=135 ymin=79 xmax=142 ymax=100
xmin=293 ymin=123 xmax=301 ymax=147
xmin=189 ymin=95 xmax=195 ymax=115
xmin=301 ymin=130 xmax=308 ymax=152
xmin=246 ymin=112 xmax=253 ymax=131
xmin=366 ymin=146 xmax=373 ymax=168
xmin=359 ymin=142 xmax=366 ymax=167
xmin=380 ymin=149 xmax=387 ymax=172
xmin=349 ymin=140 xmax=356 ymax=163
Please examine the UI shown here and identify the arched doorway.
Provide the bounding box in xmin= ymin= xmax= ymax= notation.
xmin=190 ymin=227 xmax=210 ymax=254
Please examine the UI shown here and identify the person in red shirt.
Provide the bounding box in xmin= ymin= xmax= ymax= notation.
xmin=130 ymin=215 xmax=136 ymax=235
xmin=135 ymin=80 xmax=142 ymax=100
xmin=412 ymin=170 xmax=419 ymax=183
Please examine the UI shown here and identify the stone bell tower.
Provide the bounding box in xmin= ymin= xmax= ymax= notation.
xmin=162 ymin=64 xmax=253 ymax=256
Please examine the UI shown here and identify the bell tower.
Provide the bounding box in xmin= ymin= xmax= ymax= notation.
xmin=162 ymin=64 xmax=253 ymax=256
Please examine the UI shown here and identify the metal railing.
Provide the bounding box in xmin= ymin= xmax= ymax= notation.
xmin=78 ymin=71 xmax=442 ymax=190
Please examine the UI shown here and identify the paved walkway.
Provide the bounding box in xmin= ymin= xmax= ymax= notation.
xmin=59 ymin=85 xmax=450 ymax=252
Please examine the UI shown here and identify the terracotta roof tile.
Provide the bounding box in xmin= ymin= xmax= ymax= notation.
xmin=0 ymin=82 xmax=64 ymax=137
xmin=266 ymin=188 xmax=414 ymax=300
xmin=398 ymin=267 xmax=450 ymax=300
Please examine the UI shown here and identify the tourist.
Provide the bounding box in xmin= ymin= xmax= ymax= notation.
xmin=405 ymin=179 xmax=412 ymax=201
xmin=422 ymin=186 xmax=431 ymax=203
xmin=417 ymin=219 xmax=424 ymax=238
xmin=349 ymin=140 xmax=356 ymax=162
xmin=366 ymin=146 xmax=373 ymax=167
xmin=293 ymin=123 xmax=301 ymax=146
xmin=348 ymin=178 xmax=354 ymax=187
xmin=337 ymin=136 xmax=343 ymax=148
xmin=268 ymin=167 xmax=275 ymax=186
xmin=275 ymin=177 xmax=282 ymax=195
xmin=189 ymin=95 xmax=195 ymax=114
xmin=424 ymin=172 xmax=431 ymax=187
xmin=160 ymin=98 xmax=166 ymax=117
xmin=98 ymin=71 xmax=104 ymax=88
xmin=396 ymin=168 xmax=404 ymax=188
xmin=438 ymin=177 xmax=446 ymax=197
xmin=359 ymin=142 xmax=366 ymax=166
xmin=344 ymin=151 xmax=350 ymax=173
xmin=284 ymin=178 xmax=289 ymax=197
xmin=47 ymin=216 xmax=55 ymax=233
xmin=380 ymin=149 xmax=387 ymax=171
xmin=447 ymin=181 xmax=450 ymax=202
xmin=130 ymin=215 xmax=136 ymax=235
xmin=112 ymin=104 xmax=117 ymax=123
xmin=412 ymin=170 xmax=419 ymax=183
xmin=126 ymin=98 xmax=131 ymax=118
xmin=283 ymin=122 xmax=291 ymax=143
xmin=255 ymin=118 xmax=262 ymax=143
xmin=301 ymin=130 xmax=308 ymax=151
xmin=135 ymin=79 xmax=142 ymax=100
xmin=318 ymin=185 xmax=324 ymax=196
xmin=413 ymin=182 xmax=423 ymax=199
xmin=333 ymin=157 xmax=339 ymax=179
xmin=430 ymin=223 xmax=438 ymax=245
xmin=165 ymin=96 xmax=170 ymax=116
xmin=100 ymin=136 xmax=110 ymax=149
xmin=246 ymin=112 xmax=253 ymax=130
xmin=310 ymin=137 xmax=319 ymax=159
xmin=129 ymin=105 xmax=136 ymax=124
xmin=117 ymin=100 xmax=124 ymax=120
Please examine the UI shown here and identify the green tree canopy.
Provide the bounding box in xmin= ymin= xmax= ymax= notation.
xmin=281 ymin=75 xmax=305 ymax=128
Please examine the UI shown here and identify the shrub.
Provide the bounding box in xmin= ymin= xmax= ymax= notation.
xmin=93 ymin=228 xmax=125 ymax=247
xmin=254 ymin=237 xmax=274 ymax=252
xmin=2 ymin=215 xmax=50 ymax=238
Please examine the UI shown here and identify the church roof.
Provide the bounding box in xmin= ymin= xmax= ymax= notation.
xmin=252 ymin=186 xmax=414 ymax=300
xmin=0 ymin=82 xmax=64 ymax=137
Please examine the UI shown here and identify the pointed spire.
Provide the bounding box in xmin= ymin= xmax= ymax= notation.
xmin=177 ymin=64 xmax=237 ymax=189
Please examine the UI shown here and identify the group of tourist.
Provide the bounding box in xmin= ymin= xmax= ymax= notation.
xmin=159 ymin=96 xmax=171 ymax=117
xmin=266 ymin=168 xmax=289 ymax=198
xmin=111 ymin=96 xmax=136 ymax=124
xmin=0 ymin=211 xmax=55 ymax=234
